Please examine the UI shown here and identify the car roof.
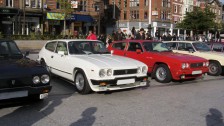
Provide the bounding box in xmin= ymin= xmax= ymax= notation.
xmin=47 ymin=39 xmax=101 ymax=43
xmin=162 ymin=41 xmax=202 ymax=43
xmin=113 ymin=39 xmax=161 ymax=43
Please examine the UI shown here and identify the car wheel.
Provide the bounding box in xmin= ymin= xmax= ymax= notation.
xmin=208 ymin=61 xmax=222 ymax=76
xmin=154 ymin=64 xmax=172 ymax=83
xmin=75 ymin=70 xmax=92 ymax=94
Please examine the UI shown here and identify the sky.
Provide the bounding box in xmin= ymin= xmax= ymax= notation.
xmin=221 ymin=0 xmax=224 ymax=3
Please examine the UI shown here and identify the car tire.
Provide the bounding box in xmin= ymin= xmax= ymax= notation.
xmin=154 ymin=64 xmax=172 ymax=83
xmin=208 ymin=61 xmax=222 ymax=76
xmin=74 ymin=70 xmax=92 ymax=94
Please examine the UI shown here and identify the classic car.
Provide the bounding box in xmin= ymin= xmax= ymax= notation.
xmin=206 ymin=42 xmax=224 ymax=52
xmin=0 ymin=39 xmax=51 ymax=100
xmin=108 ymin=40 xmax=209 ymax=83
xmin=37 ymin=39 xmax=149 ymax=94
xmin=163 ymin=41 xmax=224 ymax=76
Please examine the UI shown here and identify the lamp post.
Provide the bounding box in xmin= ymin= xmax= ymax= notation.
xmin=22 ymin=0 xmax=26 ymax=35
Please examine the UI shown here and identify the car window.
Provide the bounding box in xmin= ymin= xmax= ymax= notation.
xmin=177 ymin=43 xmax=194 ymax=51
xmin=0 ymin=41 xmax=9 ymax=55
xmin=192 ymin=42 xmax=211 ymax=52
xmin=212 ymin=43 xmax=223 ymax=52
xmin=8 ymin=41 xmax=22 ymax=55
xmin=56 ymin=42 xmax=68 ymax=55
xmin=45 ymin=41 xmax=57 ymax=52
xmin=127 ymin=42 xmax=143 ymax=52
xmin=165 ymin=42 xmax=177 ymax=50
xmin=112 ymin=42 xmax=126 ymax=50
xmin=68 ymin=41 xmax=110 ymax=55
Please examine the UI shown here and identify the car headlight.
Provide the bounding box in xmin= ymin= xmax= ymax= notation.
xmin=33 ymin=76 xmax=40 ymax=84
xmin=107 ymin=69 xmax=112 ymax=76
xmin=41 ymin=74 xmax=50 ymax=84
xmin=206 ymin=61 xmax=209 ymax=67
xmin=182 ymin=63 xmax=186 ymax=69
xmin=142 ymin=66 xmax=148 ymax=74
xmin=137 ymin=67 xmax=141 ymax=73
xmin=186 ymin=63 xmax=189 ymax=68
xmin=99 ymin=69 xmax=106 ymax=77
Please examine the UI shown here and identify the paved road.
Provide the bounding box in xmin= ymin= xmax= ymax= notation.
xmin=0 ymin=54 xmax=224 ymax=126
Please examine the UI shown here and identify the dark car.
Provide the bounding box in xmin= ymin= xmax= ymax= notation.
xmin=0 ymin=39 xmax=52 ymax=100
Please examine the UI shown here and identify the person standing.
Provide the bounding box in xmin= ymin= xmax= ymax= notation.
xmin=86 ymin=30 xmax=97 ymax=40
xmin=105 ymin=34 xmax=112 ymax=47
xmin=135 ymin=28 xmax=145 ymax=40
xmin=114 ymin=28 xmax=125 ymax=41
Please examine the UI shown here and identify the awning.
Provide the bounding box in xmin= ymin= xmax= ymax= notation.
xmin=70 ymin=14 xmax=94 ymax=22
xmin=47 ymin=12 xmax=65 ymax=20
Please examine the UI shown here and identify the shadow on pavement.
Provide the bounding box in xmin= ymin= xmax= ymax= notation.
xmin=70 ymin=107 xmax=97 ymax=126
xmin=206 ymin=108 xmax=224 ymax=126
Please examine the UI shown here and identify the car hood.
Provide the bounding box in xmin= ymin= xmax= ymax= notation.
xmin=0 ymin=58 xmax=46 ymax=79
xmin=73 ymin=54 xmax=145 ymax=68
xmin=156 ymin=52 xmax=206 ymax=62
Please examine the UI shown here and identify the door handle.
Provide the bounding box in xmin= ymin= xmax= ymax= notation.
xmin=51 ymin=56 xmax=54 ymax=58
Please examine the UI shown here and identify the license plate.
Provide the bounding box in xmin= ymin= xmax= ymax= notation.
xmin=192 ymin=70 xmax=202 ymax=75
xmin=0 ymin=90 xmax=28 ymax=100
xmin=117 ymin=78 xmax=135 ymax=85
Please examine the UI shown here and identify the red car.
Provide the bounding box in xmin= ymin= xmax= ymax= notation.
xmin=108 ymin=40 xmax=209 ymax=83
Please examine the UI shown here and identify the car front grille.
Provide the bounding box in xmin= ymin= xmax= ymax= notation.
xmin=113 ymin=69 xmax=138 ymax=75
xmin=190 ymin=63 xmax=203 ymax=68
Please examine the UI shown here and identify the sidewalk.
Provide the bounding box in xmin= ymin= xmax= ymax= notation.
xmin=15 ymin=40 xmax=48 ymax=53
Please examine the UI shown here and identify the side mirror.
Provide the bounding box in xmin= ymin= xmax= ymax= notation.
xmin=23 ymin=51 xmax=30 ymax=57
xmin=188 ymin=49 xmax=194 ymax=53
xmin=136 ymin=49 xmax=142 ymax=54
xmin=58 ymin=51 xmax=65 ymax=56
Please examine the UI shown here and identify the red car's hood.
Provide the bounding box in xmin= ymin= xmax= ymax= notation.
xmin=152 ymin=52 xmax=206 ymax=62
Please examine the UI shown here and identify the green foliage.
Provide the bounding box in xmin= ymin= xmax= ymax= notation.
xmin=176 ymin=6 xmax=216 ymax=34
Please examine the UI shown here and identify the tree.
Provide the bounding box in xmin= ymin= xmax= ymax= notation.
xmin=176 ymin=7 xmax=216 ymax=35
xmin=57 ymin=0 xmax=74 ymax=36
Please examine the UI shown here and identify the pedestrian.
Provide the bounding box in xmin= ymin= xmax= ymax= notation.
xmin=114 ymin=28 xmax=125 ymax=41
xmin=135 ymin=28 xmax=145 ymax=40
xmin=155 ymin=30 xmax=160 ymax=40
xmin=98 ymin=33 xmax=106 ymax=45
xmin=145 ymin=33 xmax=152 ymax=40
xmin=86 ymin=30 xmax=97 ymax=40
xmin=105 ymin=34 xmax=112 ymax=47
xmin=131 ymin=27 xmax=137 ymax=37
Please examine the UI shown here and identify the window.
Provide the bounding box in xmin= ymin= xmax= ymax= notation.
xmin=127 ymin=42 xmax=143 ymax=52
xmin=130 ymin=10 xmax=139 ymax=19
xmin=112 ymin=42 xmax=127 ymax=50
xmin=165 ymin=42 xmax=177 ymax=50
xmin=45 ymin=42 xmax=57 ymax=52
xmin=79 ymin=0 xmax=87 ymax=11
xmin=56 ymin=42 xmax=68 ymax=55
xmin=0 ymin=42 xmax=9 ymax=55
xmin=124 ymin=11 xmax=127 ymax=20
xmin=124 ymin=0 xmax=127 ymax=7
xmin=6 ymin=0 xmax=13 ymax=7
xmin=130 ymin=0 xmax=139 ymax=7
xmin=174 ymin=5 xmax=177 ymax=13
xmin=144 ymin=0 xmax=148 ymax=6
xmin=144 ymin=12 xmax=148 ymax=19
xmin=26 ymin=0 xmax=41 ymax=8
xmin=212 ymin=43 xmax=223 ymax=52
xmin=177 ymin=43 xmax=194 ymax=51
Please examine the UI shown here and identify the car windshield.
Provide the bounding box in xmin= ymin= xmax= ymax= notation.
xmin=0 ymin=41 xmax=23 ymax=60
xmin=68 ymin=41 xmax=110 ymax=55
xmin=192 ymin=42 xmax=211 ymax=52
xmin=143 ymin=42 xmax=171 ymax=52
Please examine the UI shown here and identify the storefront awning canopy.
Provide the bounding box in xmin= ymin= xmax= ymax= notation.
xmin=47 ymin=13 xmax=65 ymax=20
xmin=70 ymin=14 xmax=94 ymax=22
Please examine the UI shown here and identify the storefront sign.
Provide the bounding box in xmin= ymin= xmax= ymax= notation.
xmin=47 ymin=13 xmax=65 ymax=20
xmin=0 ymin=8 xmax=19 ymax=14
xmin=156 ymin=22 xmax=171 ymax=28
xmin=48 ymin=20 xmax=60 ymax=25
xmin=73 ymin=22 xmax=82 ymax=26
xmin=2 ymin=21 xmax=12 ymax=24
xmin=152 ymin=11 xmax=158 ymax=16
xmin=71 ymin=1 xmax=78 ymax=8
xmin=141 ymin=22 xmax=149 ymax=28
xmin=129 ymin=22 xmax=139 ymax=28
xmin=119 ymin=22 xmax=128 ymax=28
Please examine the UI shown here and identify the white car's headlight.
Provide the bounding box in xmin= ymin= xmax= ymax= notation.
xmin=142 ymin=66 xmax=148 ymax=74
xmin=33 ymin=76 xmax=40 ymax=84
xmin=99 ymin=69 xmax=106 ymax=77
xmin=41 ymin=74 xmax=50 ymax=84
xmin=137 ymin=67 xmax=141 ymax=73
xmin=107 ymin=69 xmax=112 ymax=76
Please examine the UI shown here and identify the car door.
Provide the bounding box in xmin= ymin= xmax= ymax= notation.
xmin=172 ymin=42 xmax=194 ymax=55
xmin=51 ymin=41 xmax=73 ymax=80
xmin=44 ymin=41 xmax=57 ymax=68
xmin=110 ymin=42 xmax=127 ymax=56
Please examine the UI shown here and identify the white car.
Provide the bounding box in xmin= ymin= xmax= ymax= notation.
xmin=37 ymin=39 xmax=149 ymax=94
xmin=164 ymin=41 xmax=224 ymax=76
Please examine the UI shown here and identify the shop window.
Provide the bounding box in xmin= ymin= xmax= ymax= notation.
xmin=130 ymin=0 xmax=139 ymax=7
xmin=6 ymin=0 xmax=13 ymax=7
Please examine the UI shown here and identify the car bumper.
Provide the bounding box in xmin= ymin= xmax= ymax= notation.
xmin=0 ymin=85 xmax=52 ymax=100
xmin=90 ymin=76 xmax=149 ymax=92
xmin=171 ymin=68 xmax=208 ymax=80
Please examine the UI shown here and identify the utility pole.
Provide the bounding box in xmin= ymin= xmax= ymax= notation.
xmin=22 ymin=0 xmax=26 ymax=35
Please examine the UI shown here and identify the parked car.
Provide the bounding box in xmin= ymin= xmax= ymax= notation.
xmin=0 ymin=39 xmax=51 ymax=100
xmin=108 ymin=40 xmax=208 ymax=83
xmin=206 ymin=42 xmax=224 ymax=52
xmin=37 ymin=39 xmax=149 ymax=94
xmin=163 ymin=41 xmax=224 ymax=76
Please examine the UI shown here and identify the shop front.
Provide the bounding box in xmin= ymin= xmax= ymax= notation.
xmin=152 ymin=22 xmax=172 ymax=37
xmin=0 ymin=8 xmax=19 ymax=36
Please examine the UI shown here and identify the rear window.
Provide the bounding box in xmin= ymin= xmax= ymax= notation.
xmin=45 ymin=42 xmax=57 ymax=52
